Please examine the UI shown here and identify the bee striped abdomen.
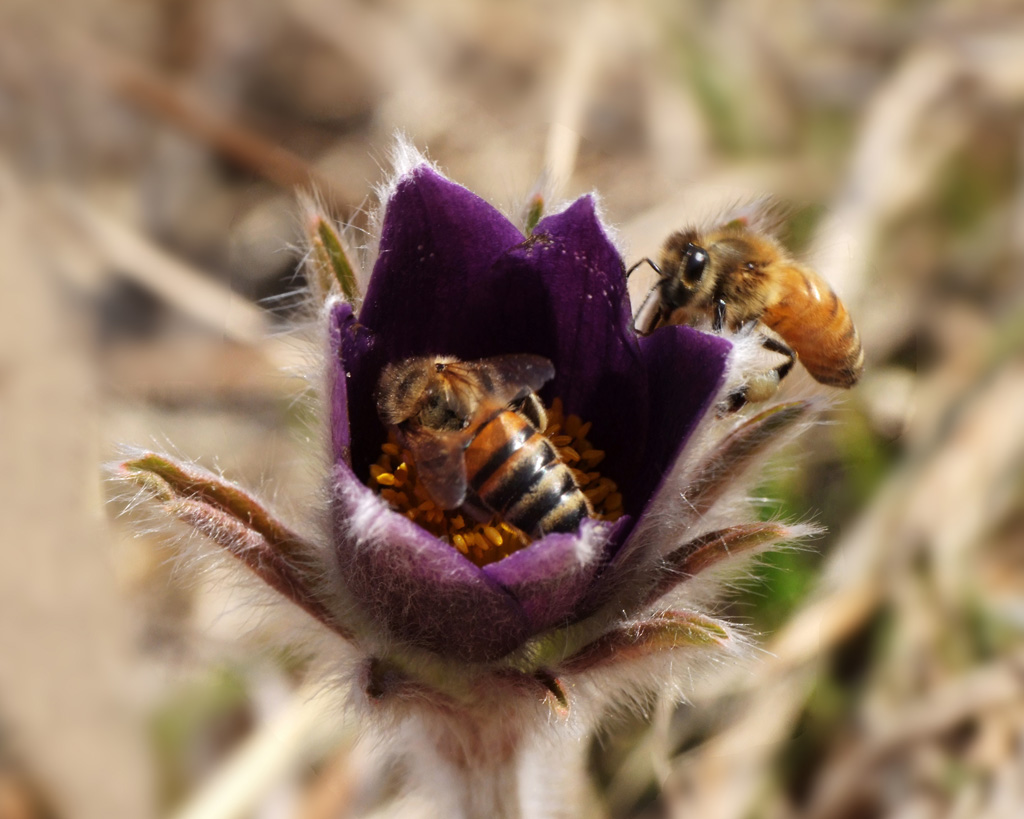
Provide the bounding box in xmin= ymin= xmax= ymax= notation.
xmin=763 ymin=266 xmax=864 ymax=388
xmin=506 ymin=464 xmax=590 ymax=537
xmin=464 ymin=409 xmax=589 ymax=538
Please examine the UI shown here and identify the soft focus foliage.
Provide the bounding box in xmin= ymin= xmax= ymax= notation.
xmin=3 ymin=1 xmax=1024 ymax=818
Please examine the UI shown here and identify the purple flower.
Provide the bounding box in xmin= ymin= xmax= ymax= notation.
xmin=117 ymin=154 xmax=814 ymax=718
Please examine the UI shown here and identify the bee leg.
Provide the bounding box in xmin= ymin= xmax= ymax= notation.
xmin=712 ymin=298 xmax=728 ymax=333
xmin=718 ymin=329 xmax=796 ymax=414
xmin=625 ymin=257 xmax=663 ymax=280
xmin=742 ymin=334 xmax=796 ymax=404
xmin=511 ymin=392 xmax=548 ymax=431
xmin=633 ymin=282 xmax=666 ymax=336
xmin=719 ymin=384 xmax=750 ymax=415
xmin=628 ymin=258 xmax=667 ymax=335
xmin=762 ymin=335 xmax=796 ymax=381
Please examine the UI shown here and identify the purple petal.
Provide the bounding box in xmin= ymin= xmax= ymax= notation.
xmin=329 ymin=301 xmax=386 ymax=476
xmin=359 ymin=166 xmax=526 ymax=360
xmin=483 ymin=517 xmax=629 ymax=633
xmin=338 ymin=167 xmax=531 ymax=476
xmin=631 ymin=325 xmax=732 ymax=505
xmin=327 ymin=301 xmax=354 ymax=467
xmin=483 ymin=198 xmax=648 ymax=489
xmin=331 ymin=463 xmax=531 ymax=662
xmin=491 ymin=197 xmax=640 ymax=409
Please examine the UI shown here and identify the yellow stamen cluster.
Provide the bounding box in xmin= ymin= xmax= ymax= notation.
xmin=544 ymin=398 xmax=623 ymax=520
xmin=368 ymin=397 xmax=623 ymax=567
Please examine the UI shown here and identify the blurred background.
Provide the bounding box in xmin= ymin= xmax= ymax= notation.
xmin=2 ymin=0 xmax=1024 ymax=817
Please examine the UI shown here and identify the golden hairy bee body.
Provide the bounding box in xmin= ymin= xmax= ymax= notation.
xmin=375 ymin=354 xmax=591 ymax=538
xmin=634 ymin=220 xmax=864 ymax=390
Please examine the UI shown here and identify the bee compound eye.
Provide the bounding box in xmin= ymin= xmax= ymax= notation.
xmin=435 ymin=362 xmax=446 ymax=372
xmin=683 ymin=245 xmax=709 ymax=285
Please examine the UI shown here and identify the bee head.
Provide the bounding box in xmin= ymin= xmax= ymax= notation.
xmin=377 ymin=358 xmax=432 ymax=426
xmin=658 ymin=232 xmax=711 ymax=310
xmin=376 ymin=357 xmax=466 ymax=432
xmin=678 ymin=243 xmax=709 ymax=286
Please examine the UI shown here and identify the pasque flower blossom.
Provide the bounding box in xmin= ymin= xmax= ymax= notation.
xmin=117 ymin=147 xmax=816 ymax=816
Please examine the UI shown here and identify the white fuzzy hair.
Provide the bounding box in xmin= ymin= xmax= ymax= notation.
xmin=364 ymin=134 xmax=438 ymax=280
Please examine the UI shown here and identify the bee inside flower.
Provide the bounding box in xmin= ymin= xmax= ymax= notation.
xmin=370 ymin=353 xmax=621 ymax=566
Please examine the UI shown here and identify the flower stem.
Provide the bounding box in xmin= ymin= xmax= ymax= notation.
xmin=397 ymin=705 xmax=586 ymax=818
xmin=401 ymin=712 xmax=522 ymax=818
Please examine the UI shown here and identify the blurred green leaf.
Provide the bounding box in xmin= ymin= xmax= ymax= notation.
xmin=150 ymin=666 xmax=251 ymax=810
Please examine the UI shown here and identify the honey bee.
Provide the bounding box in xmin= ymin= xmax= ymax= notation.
xmin=630 ymin=221 xmax=864 ymax=392
xmin=375 ymin=354 xmax=591 ymax=538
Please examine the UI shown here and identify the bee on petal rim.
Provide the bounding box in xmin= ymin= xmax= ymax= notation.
xmin=630 ymin=216 xmax=864 ymax=402
xmin=375 ymin=354 xmax=593 ymax=540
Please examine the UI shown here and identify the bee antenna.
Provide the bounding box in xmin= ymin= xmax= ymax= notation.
xmin=626 ymin=257 xmax=663 ymax=280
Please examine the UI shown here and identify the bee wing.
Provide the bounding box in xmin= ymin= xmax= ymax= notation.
xmin=407 ymin=431 xmax=469 ymax=510
xmin=441 ymin=354 xmax=555 ymax=409
xmin=718 ymin=197 xmax=792 ymax=239
xmin=478 ymin=354 xmax=555 ymax=405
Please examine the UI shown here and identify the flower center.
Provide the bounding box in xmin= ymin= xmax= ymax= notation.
xmin=369 ymin=397 xmax=623 ymax=567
